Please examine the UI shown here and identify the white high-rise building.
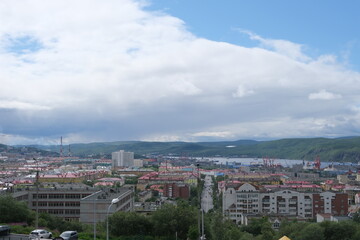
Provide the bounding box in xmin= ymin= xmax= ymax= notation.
xmin=112 ymin=150 xmax=134 ymax=168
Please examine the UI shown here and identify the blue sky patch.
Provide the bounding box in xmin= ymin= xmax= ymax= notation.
xmin=4 ymin=35 xmax=43 ymax=55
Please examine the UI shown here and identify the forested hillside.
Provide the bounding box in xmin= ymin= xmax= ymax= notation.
xmin=15 ymin=136 xmax=360 ymax=162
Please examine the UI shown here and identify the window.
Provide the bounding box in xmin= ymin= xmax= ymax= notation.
xmin=48 ymin=209 xmax=64 ymax=214
xmin=49 ymin=194 xmax=64 ymax=199
xmin=273 ymin=222 xmax=280 ymax=228
xmin=65 ymin=209 xmax=80 ymax=215
xmin=65 ymin=194 xmax=81 ymax=199
xmin=65 ymin=202 xmax=80 ymax=207
xmin=49 ymin=202 xmax=64 ymax=207
xmin=33 ymin=194 xmax=48 ymax=199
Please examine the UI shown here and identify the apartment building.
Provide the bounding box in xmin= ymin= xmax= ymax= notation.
xmin=222 ymin=182 xmax=348 ymax=225
xmin=313 ymin=192 xmax=348 ymax=216
xmin=163 ymin=183 xmax=190 ymax=199
xmin=112 ymin=150 xmax=134 ymax=168
xmin=223 ymin=182 xmax=261 ymax=224
xmin=260 ymin=190 xmax=313 ymax=218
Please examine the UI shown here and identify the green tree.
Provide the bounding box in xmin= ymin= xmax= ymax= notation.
xmin=352 ymin=210 xmax=360 ymax=223
xmin=296 ymin=223 xmax=324 ymax=240
xmin=187 ymin=225 xmax=198 ymax=240
xmin=240 ymin=232 xmax=256 ymax=240
xmin=189 ymin=186 xmax=199 ymax=207
xmin=260 ymin=222 xmax=275 ymax=240
xmin=223 ymin=224 xmax=243 ymax=240
xmin=241 ymin=217 xmax=269 ymax=236
xmin=208 ymin=211 xmax=226 ymax=240
xmin=207 ymin=211 xmax=245 ymax=240
xmin=320 ymin=221 xmax=356 ymax=240
xmin=109 ymin=211 xmax=152 ymax=237
xmin=276 ymin=221 xmax=309 ymax=240
xmin=0 ymin=195 xmax=34 ymax=224
xmin=151 ymin=201 xmax=197 ymax=239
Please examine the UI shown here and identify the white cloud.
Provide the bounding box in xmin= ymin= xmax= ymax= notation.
xmin=308 ymin=89 xmax=342 ymax=100
xmin=0 ymin=0 xmax=360 ymax=144
xmin=141 ymin=134 xmax=183 ymax=142
xmin=240 ymin=30 xmax=311 ymax=62
xmin=191 ymin=131 xmax=233 ymax=138
xmin=0 ymin=100 xmax=51 ymax=110
xmin=172 ymin=80 xmax=202 ymax=95
xmin=233 ymin=85 xmax=254 ymax=98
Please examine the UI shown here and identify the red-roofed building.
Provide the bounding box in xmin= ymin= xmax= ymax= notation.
xmin=137 ymin=171 xmax=198 ymax=190
xmin=38 ymin=171 xmax=106 ymax=183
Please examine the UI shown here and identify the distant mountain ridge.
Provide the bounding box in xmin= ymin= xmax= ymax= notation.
xmin=0 ymin=143 xmax=59 ymax=157
xmin=9 ymin=136 xmax=360 ymax=162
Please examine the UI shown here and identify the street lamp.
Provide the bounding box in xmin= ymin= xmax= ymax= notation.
xmin=93 ymin=197 xmax=97 ymax=240
xmin=106 ymin=198 xmax=120 ymax=240
xmin=196 ymin=163 xmax=201 ymax=239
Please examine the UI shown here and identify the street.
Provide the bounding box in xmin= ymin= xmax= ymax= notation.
xmin=201 ymin=175 xmax=214 ymax=213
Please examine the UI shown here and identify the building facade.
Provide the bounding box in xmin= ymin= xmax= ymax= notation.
xmin=80 ymin=187 xmax=134 ymax=224
xmin=313 ymin=192 xmax=348 ymax=216
xmin=112 ymin=150 xmax=134 ymax=168
xmin=12 ymin=185 xmax=134 ymax=222
xmin=163 ymin=183 xmax=190 ymax=199
xmin=222 ymin=182 xmax=348 ymax=225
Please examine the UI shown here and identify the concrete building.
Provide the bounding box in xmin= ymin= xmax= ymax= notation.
xmin=12 ymin=184 xmax=95 ymax=221
xmin=133 ymin=159 xmax=144 ymax=168
xmin=260 ymin=190 xmax=313 ymax=218
xmin=222 ymin=182 xmax=348 ymax=224
xmin=112 ymin=150 xmax=134 ymax=168
xmin=12 ymin=183 xmax=134 ymax=222
xmin=222 ymin=183 xmax=261 ymax=224
xmin=80 ymin=187 xmax=134 ymax=224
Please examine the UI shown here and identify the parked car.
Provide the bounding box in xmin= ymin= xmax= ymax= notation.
xmin=0 ymin=225 xmax=10 ymax=236
xmin=29 ymin=229 xmax=52 ymax=239
xmin=59 ymin=231 xmax=78 ymax=240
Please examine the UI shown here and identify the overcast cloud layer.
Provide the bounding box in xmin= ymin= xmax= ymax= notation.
xmin=1 ymin=0 xmax=360 ymax=145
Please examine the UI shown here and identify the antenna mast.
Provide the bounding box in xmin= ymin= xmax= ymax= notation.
xmin=68 ymin=144 xmax=72 ymax=157
xmin=60 ymin=136 xmax=63 ymax=158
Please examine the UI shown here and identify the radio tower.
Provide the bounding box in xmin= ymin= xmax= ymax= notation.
xmin=68 ymin=144 xmax=72 ymax=157
xmin=60 ymin=136 xmax=63 ymax=158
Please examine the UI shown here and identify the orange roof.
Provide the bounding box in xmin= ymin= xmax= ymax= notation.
xmin=279 ymin=236 xmax=291 ymax=240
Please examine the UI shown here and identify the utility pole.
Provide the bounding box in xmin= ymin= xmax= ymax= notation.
xmin=201 ymin=208 xmax=204 ymax=238
xmin=197 ymin=163 xmax=201 ymax=240
xmin=93 ymin=197 xmax=96 ymax=240
xmin=34 ymin=158 xmax=39 ymax=229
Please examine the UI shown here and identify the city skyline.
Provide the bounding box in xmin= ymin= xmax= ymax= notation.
xmin=1 ymin=0 xmax=360 ymax=145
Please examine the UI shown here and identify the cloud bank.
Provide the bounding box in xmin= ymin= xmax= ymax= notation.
xmin=1 ymin=0 xmax=360 ymax=145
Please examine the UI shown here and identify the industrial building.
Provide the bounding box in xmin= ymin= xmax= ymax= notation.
xmin=12 ymin=183 xmax=134 ymax=222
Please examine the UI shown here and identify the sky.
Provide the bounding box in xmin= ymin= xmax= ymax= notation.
xmin=1 ymin=0 xmax=360 ymax=145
